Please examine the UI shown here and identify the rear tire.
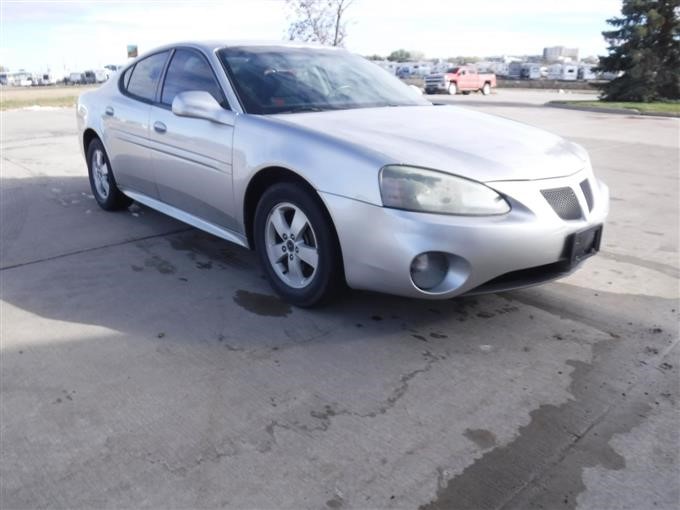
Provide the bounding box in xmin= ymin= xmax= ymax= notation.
xmin=254 ymin=182 xmax=343 ymax=307
xmin=482 ymin=83 xmax=491 ymax=95
xmin=448 ymin=82 xmax=458 ymax=95
xmin=86 ymin=138 xmax=131 ymax=211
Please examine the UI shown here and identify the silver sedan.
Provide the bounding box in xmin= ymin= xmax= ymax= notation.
xmin=76 ymin=41 xmax=609 ymax=306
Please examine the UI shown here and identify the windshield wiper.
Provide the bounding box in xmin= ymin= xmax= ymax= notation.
xmin=277 ymin=106 xmax=327 ymax=114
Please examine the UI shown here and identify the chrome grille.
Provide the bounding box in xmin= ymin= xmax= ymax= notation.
xmin=541 ymin=187 xmax=582 ymax=220
xmin=580 ymin=179 xmax=594 ymax=211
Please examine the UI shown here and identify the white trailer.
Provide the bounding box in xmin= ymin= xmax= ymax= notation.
xmin=547 ymin=64 xmax=578 ymax=81
xmin=578 ymin=64 xmax=597 ymax=81
xmin=561 ymin=64 xmax=578 ymax=81
xmin=521 ymin=63 xmax=541 ymax=80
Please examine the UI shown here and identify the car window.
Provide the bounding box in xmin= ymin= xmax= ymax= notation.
xmin=121 ymin=67 xmax=133 ymax=88
xmin=161 ymin=49 xmax=226 ymax=107
xmin=121 ymin=66 xmax=134 ymax=89
xmin=126 ymin=51 xmax=169 ymax=101
xmin=219 ymin=46 xmax=428 ymax=114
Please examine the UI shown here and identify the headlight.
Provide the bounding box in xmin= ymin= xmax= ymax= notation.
xmin=379 ymin=165 xmax=510 ymax=215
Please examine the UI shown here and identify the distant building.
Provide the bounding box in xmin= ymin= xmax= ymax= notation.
xmin=543 ymin=46 xmax=579 ymax=62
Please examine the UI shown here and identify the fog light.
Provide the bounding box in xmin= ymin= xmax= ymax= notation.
xmin=410 ymin=252 xmax=449 ymax=290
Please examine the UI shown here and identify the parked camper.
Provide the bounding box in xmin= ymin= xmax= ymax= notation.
xmin=67 ymin=72 xmax=84 ymax=85
xmin=578 ymin=64 xmax=597 ymax=81
xmin=15 ymin=72 xmax=33 ymax=87
xmin=36 ymin=72 xmax=57 ymax=86
xmin=521 ymin=63 xmax=541 ymax=80
xmin=508 ymin=62 xmax=523 ymax=79
xmin=547 ymin=64 xmax=578 ymax=81
xmin=561 ymin=64 xmax=578 ymax=81
xmin=93 ymin=69 xmax=109 ymax=82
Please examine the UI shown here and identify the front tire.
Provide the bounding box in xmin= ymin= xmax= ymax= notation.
xmin=254 ymin=182 xmax=343 ymax=307
xmin=86 ymin=138 xmax=131 ymax=210
xmin=482 ymin=83 xmax=491 ymax=95
xmin=448 ymin=82 xmax=458 ymax=95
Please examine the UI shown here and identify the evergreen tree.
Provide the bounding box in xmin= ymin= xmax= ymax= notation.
xmin=598 ymin=0 xmax=680 ymax=101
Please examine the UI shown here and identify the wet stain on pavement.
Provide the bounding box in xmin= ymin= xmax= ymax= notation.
xmin=421 ymin=357 xmax=650 ymax=510
xmin=144 ymin=255 xmax=176 ymax=274
xmin=169 ymin=233 xmax=252 ymax=270
xmin=463 ymin=428 xmax=497 ymax=450
xmin=233 ymin=289 xmax=292 ymax=317
xmin=326 ymin=495 xmax=344 ymax=508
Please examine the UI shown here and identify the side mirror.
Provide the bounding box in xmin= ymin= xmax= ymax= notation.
xmin=171 ymin=91 xmax=233 ymax=125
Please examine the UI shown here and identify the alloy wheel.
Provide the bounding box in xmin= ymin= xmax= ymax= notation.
xmin=265 ymin=202 xmax=319 ymax=289
xmin=91 ymin=149 xmax=110 ymax=199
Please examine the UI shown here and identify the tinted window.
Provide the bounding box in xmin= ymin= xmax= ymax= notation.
xmin=161 ymin=49 xmax=225 ymax=107
xmin=218 ymin=46 xmax=428 ymax=114
xmin=121 ymin=67 xmax=133 ymax=88
xmin=126 ymin=51 xmax=169 ymax=101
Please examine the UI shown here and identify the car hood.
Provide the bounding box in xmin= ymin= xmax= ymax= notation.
xmin=272 ymin=105 xmax=587 ymax=182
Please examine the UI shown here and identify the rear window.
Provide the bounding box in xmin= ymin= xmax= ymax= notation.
xmin=125 ymin=51 xmax=169 ymax=101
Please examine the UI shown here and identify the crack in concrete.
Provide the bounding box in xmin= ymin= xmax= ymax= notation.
xmin=0 ymin=228 xmax=191 ymax=271
xmin=269 ymin=351 xmax=443 ymax=440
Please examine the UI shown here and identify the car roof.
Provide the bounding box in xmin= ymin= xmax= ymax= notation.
xmin=145 ymin=40 xmax=343 ymax=55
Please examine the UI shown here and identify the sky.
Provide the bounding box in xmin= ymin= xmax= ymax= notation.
xmin=0 ymin=0 xmax=623 ymax=74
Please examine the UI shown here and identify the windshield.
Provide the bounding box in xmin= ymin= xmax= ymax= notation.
xmin=218 ymin=46 xmax=429 ymax=114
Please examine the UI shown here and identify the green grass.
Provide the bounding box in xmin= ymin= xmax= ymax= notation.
xmin=0 ymin=95 xmax=78 ymax=111
xmin=554 ymin=100 xmax=680 ymax=116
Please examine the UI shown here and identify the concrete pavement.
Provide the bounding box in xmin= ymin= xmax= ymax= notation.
xmin=1 ymin=89 xmax=678 ymax=509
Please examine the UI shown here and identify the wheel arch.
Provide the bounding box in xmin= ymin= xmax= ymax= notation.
xmin=83 ymin=127 xmax=101 ymax=153
xmin=242 ymin=166 xmax=345 ymax=281
xmin=244 ymin=166 xmax=322 ymax=243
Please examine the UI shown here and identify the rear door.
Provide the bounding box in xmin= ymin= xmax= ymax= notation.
xmin=148 ymin=48 xmax=237 ymax=230
xmin=102 ymin=51 xmax=170 ymax=198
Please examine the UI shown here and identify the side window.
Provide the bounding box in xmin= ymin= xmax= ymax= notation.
xmin=161 ymin=49 xmax=226 ymax=107
xmin=125 ymin=51 xmax=169 ymax=101
xmin=121 ymin=66 xmax=133 ymax=89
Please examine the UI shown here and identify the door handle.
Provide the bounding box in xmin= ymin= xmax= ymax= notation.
xmin=153 ymin=121 xmax=167 ymax=134
xmin=105 ymin=106 xmax=114 ymax=116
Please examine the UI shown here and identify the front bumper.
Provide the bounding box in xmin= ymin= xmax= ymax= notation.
xmin=320 ymin=169 xmax=609 ymax=299
xmin=425 ymin=81 xmax=447 ymax=92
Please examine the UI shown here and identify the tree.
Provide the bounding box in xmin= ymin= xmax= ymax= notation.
xmin=387 ymin=49 xmax=411 ymax=62
xmin=598 ymin=0 xmax=680 ymax=101
xmin=286 ymin=0 xmax=355 ymax=46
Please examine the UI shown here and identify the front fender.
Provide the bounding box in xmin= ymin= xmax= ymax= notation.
xmin=232 ymin=114 xmax=389 ymax=229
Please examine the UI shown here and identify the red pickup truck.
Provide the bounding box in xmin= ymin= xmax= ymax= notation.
xmin=424 ymin=65 xmax=496 ymax=95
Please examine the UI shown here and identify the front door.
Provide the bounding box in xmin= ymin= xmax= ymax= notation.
xmin=148 ymin=49 xmax=237 ymax=230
